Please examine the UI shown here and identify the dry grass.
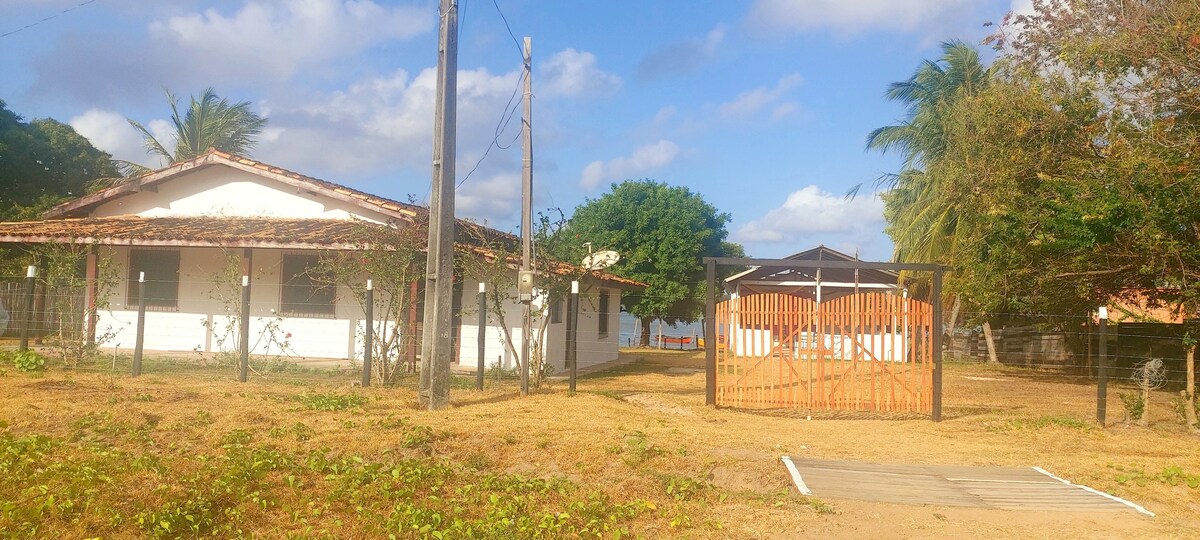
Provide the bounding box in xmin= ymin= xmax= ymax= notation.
xmin=1 ymin=348 xmax=1198 ymax=538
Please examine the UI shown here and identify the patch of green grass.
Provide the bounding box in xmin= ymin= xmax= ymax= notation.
xmin=1110 ymin=463 xmax=1200 ymax=489
xmin=661 ymin=475 xmax=711 ymax=502
xmin=613 ymin=431 xmax=663 ymax=467
xmin=804 ymin=497 xmax=837 ymax=515
xmin=988 ymin=415 xmax=1094 ymax=433
xmin=1 ymin=420 xmax=651 ymax=539
xmin=295 ymin=392 xmax=368 ymax=412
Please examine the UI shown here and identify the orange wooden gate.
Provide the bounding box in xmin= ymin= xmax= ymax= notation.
xmin=714 ymin=292 xmax=934 ymax=412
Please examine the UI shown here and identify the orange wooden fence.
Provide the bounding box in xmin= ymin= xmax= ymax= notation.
xmin=715 ymin=292 xmax=933 ymax=412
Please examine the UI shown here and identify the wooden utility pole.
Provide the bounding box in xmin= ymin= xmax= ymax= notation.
xmin=420 ymin=0 xmax=458 ymax=410
xmin=519 ymin=36 xmax=533 ymax=395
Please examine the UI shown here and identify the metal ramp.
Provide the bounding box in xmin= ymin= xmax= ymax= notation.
xmin=781 ymin=457 xmax=1152 ymax=515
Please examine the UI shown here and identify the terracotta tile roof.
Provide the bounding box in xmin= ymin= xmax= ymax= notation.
xmin=41 ymin=149 xmax=518 ymax=246
xmin=0 ymin=216 xmax=646 ymax=289
xmin=22 ymin=151 xmax=639 ymax=288
xmin=0 ymin=216 xmax=373 ymax=250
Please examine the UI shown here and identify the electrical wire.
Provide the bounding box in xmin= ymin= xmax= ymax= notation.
xmin=491 ymin=0 xmax=523 ymax=59
xmin=2 ymin=0 xmax=100 ymax=38
xmin=457 ymin=68 xmax=526 ymax=188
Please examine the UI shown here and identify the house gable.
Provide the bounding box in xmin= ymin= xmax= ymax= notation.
xmin=43 ymin=150 xmax=421 ymax=223
xmin=90 ymin=164 xmax=391 ymax=224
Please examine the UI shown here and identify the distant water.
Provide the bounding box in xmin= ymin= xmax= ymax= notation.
xmin=618 ymin=312 xmax=704 ymax=349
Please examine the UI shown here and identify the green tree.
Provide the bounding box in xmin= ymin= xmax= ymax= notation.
xmin=1 ymin=99 xmax=118 ymax=220
xmin=556 ymin=180 xmax=740 ymax=346
xmin=866 ymin=41 xmax=995 ymax=356
xmin=991 ymin=0 xmax=1200 ymax=428
xmin=868 ymin=40 xmax=992 ymax=266
xmin=123 ymin=88 xmax=267 ymax=175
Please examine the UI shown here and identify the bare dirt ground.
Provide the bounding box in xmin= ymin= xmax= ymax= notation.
xmin=1 ymin=348 xmax=1198 ymax=538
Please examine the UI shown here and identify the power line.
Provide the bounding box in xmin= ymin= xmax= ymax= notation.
xmin=457 ymin=68 xmax=526 ymax=188
xmin=1 ymin=0 xmax=100 ymax=39
xmin=491 ymin=0 xmax=523 ymax=58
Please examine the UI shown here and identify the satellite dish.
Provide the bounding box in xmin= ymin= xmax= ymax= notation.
xmin=582 ymin=250 xmax=620 ymax=270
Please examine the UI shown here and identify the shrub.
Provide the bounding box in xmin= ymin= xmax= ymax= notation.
xmin=13 ymin=350 xmax=47 ymax=372
xmin=1119 ymin=392 xmax=1144 ymax=422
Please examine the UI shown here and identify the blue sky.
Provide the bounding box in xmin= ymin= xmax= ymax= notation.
xmin=1 ymin=0 xmax=1024 ymax=260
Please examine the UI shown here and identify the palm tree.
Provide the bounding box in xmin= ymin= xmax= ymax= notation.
xmin=867 ymin=40 xmax=994 ymax=358
xmin=119 ymin=88 xmax=267 ymax=177
xmin=868 ymin=40 xmax=990 ymax=261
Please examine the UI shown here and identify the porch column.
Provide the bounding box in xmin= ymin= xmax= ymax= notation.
xmin=84 ymin=244 xmax=98 ymax=346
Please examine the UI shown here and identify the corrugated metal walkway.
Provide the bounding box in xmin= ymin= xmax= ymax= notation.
xmin=781 ymin=457 xmax=1153 ymax=515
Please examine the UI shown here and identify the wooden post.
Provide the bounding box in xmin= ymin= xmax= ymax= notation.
xmin=238 ymin=275 xmax=250 ymax=383
xmin=931 ymin=268 xmax=944 ymax=422
xmin=705 ymin=260 xmax=717 ymax=406
xmin=1097 ymin=307 xmax=1108 ymax=426
xmin=132 ymin=272 xmax=146 ymax=377
xmin=18 ymin=265 xmax=36 ymax=352
xmin=363 ymin=279 xmax=374 ymax=387
xmin=476 ymin=282 xmax=486 ymax=391
xmin=567 ymin=281 xmax=579 ymax=393
xmin=85 ymin=245 xmax=98 ymax=346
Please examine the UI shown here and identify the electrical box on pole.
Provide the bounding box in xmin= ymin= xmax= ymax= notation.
xmin=518 ymin=270 xmax=534 ymax=302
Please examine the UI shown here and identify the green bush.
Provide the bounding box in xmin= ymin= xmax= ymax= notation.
xmin=1119 ymin=392 xmax=1144 ymax=422
xmin=13 ymin=350 xmax=46 ymax=372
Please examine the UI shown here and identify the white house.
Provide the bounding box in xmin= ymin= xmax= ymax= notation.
xmin=0 ymin=150 xmax=642 ymax=374
xmin=722 ymin=246 xmax=912 ymax=362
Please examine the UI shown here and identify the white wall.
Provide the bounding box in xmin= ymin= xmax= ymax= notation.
xmin=99 ymin=246 xmax=366 ymax=359
xmin=93 ymin=246 xmax=625 ymax=368
xmin=91 ymin=166 xmax=390 ymax=223
xmin=453 ymin=285 xmax=622 ymax=374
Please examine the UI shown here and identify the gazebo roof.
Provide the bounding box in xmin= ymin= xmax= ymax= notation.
xmin=725 ymin=245 xmax=900 ymax=292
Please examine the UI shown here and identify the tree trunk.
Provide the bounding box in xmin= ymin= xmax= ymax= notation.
xmin=982 ymin=321 xmax=999 ymax=364
xmin=1186 ymin=344 xmax=1197 ymax=431
xmin=947 ymin=295 xmax=961 ymax=336
xmin=639 ymin=317 xmax=652 ymax=347
xmin=946 ymin=296 xmax=961 ymax=358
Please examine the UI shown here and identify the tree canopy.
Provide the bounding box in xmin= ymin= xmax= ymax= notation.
xmin=555 ymin=180 xmax=740 ymax=345
xmin=1 ymin=99 xmax=118 ymax=220
xmin=123 ymin=88 xmax=267 ymax=175
xmin=871 ymin=1 xmax=1200 ymax=321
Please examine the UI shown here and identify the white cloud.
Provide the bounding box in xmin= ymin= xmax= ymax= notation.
xmin=457 ymin=172 xmax=521 ymax=224
xmin=149 ymin=0 xmax=432 ymax=82
xmin=719 ymin=74 xmax=803 ymax=121
xmin=1010 ymin=0 xmax=1035 ymax=18
xmin=746 ymin=0 xmax=978 ymax=35
xmin=734 ymin=185 xmax=884 ymax=246
xmin=69 ymin=109 xmax=172 ymax=168
xmin=540 ymin=49 xmax=621 ymax=98
xmin=579 ymin=140 xmax=679 ymax=190
xmin=250 ymin=65 xmax=527 ymax=222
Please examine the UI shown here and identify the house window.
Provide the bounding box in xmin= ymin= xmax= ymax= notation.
xmin=598 ymin=289 xmax=610 ymax=336
xmin=128 ymin=249 xmax=180 ymax=310
xmin=550 ymin=298 xmax=563 ymax=324
xmin=280 ymin=254 xmax=335 ymax=317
